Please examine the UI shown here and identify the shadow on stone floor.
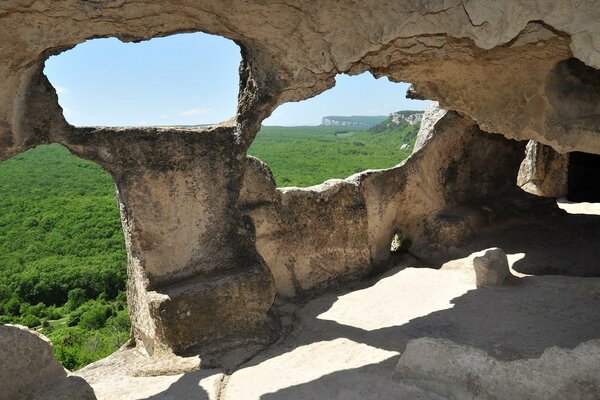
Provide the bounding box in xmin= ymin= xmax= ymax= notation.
xmin=139 ymin=370 xmax=216 ymax=400
xmin=139 ymin=211 xmax=600 ymax=399
xmin=269 ymin=276 xmax=600 ymax=362
xmin=231 ymin=269 xmax=600 ymax=398
xmin=422 ymin=211 xmax=600 ymax=277
xmin=131 ymin=272 xmax=600 ymax=399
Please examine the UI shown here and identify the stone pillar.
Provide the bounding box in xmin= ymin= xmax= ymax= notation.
xmin=63 ymin=126 xmax=276 ymax=356
xmin=518 ymin=140 xmax=569 ymax=198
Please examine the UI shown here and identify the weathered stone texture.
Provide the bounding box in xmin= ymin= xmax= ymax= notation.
xmin=518 ymin=140 xmax=569 ymax=198
xmin=241 ymin=173 xmax=371 ymax=298
xmin=0 ymin=325 xmax=97 ymax=400
xmin=3 ymin=2 xmax=600 ymax=159
xmin=240 ymin=104 xmax=555 ymax=297
xmin=63 ymin=126 xmax=276 ymax=356
xmin=396 ymin=337 xmax=600 ymax=399
xmin=472 ymin=248 xmax=511 ymax=288
xmin=2 ymin=0 xmax=600 ymax=395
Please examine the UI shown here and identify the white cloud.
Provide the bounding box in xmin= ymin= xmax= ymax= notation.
xmin=159 ymin=114 xmax=169 ymax=119
xmin=177 ymin=108 xmax=212 ymax=117
xmin=62 ymin=107 xmax=79 ymax=116
xmin=54 ymin=86 xmax=69 ymax=95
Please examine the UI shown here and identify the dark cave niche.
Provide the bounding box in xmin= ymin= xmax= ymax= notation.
xmin=568 ymin=151 xmax=600 ymax=202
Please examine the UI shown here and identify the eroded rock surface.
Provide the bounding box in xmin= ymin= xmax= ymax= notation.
xmin=3 ymin=2 xmax=600 ymax=159
xmin=396 ymin=337 xmax=600 ymax=400
xmin=63 ymin=126 xmax=276 ymax=357
xmin=518 ymin=140 xmax=569 ymax=198
xmin=241 ymin=103 xmax=555 ymax=296
xmin=0 ymin=325 xmax=96 ymax=400
xmin=3 ymin=1 xmax=600 ymax=397
xmin=472 ymin=248 xmax=511 ymax=287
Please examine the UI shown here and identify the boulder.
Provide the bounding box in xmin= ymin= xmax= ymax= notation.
xmin=396 ymin=337 xmax=600 ymax=399
xmin=0 ymin=324 xmax=96 ymax=400
xmin=518 ymin=141 xmax=569 ymax=198
xmin=472 ymin=248 xmax=510 ymax=287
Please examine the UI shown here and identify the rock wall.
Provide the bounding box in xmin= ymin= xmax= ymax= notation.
xmin=3 ymin=2 xmax=600 ymax=161
xmin=518 ymin=140 xmax=569 ymax=198
xmin=241 ymin=104 xmax=555 ymax=297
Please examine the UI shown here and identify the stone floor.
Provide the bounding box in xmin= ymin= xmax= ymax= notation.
xmin=78 ymin=201 xmax=600 ymax=399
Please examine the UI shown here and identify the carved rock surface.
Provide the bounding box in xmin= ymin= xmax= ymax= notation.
xmin=241 ymin=104 xmax=555 ymax=297
xmin=2 ymin=2 xmax=600 ymax=160
xmin=64 ymin=126 xmax=276 ymax=357
xmin=396 ymin=337 xmax=600 ymax=399
xmin=0 ymin=325 xmax=96 ymax=400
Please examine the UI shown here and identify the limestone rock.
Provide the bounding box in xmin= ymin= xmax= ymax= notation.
xmin=412 ymin=103 xmax=447 ymax=153
xmin=391 ymin=112 xmax=423 ymax=126
xmin=241 ymin=103 xmax=555 ymax=297
xmin=0 ymin=325 xmax=96 ymax=400
xmin=3 ymin=2 xmax=600 ymax=161
xmin=396 ymin=337 xmax=600 ymax=399
xmin=472 ymin=248 xmax=511 ymax=287
xmin=400 ymin=143 xmax=410 ymax=151
xmin=518 ymin=140 xmax=569 ymax=198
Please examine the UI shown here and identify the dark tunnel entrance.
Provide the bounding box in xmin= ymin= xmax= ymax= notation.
xmin=568 ymin=152 xmax=600 ymax=202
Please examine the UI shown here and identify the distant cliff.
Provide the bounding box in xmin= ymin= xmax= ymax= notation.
xmin=322 ymin=112 xmax=423 ymax=128
xmin=370 ymin=111 xmax=424 ymax=133
xmin=390 ymin=111 xmax=423 ymax=125
xmin=321 ymin=115 xmax=387 ymax=127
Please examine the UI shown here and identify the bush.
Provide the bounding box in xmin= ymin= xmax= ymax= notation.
xmin=67 ymin=288 xmax=86 ymax=311
xmin=20 ymin=314 xmax=41 ymax=328
xmin=78 ymin=302 xmax=112 ymax=330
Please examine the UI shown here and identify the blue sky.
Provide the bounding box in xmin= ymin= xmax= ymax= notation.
xmin=44 ymin=32 xmax=429 ymax=127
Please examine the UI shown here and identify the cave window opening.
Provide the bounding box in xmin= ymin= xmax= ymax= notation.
xmin=251 ymin=72 xmax=431 ymax=187
xmin=567 ymin=151 xmax=600 ymax=202
xmin=390 ymin=232 xmax=404 ymax=253
xmin=43 ymin=32 xmax=241 ymax=127
xmin=0 ymin=144 xmax=129 ymax=371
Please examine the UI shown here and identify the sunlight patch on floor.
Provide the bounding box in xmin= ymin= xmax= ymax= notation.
xmin=225 ymin=339 xmax=397 ymax=399
xmin=316 ymin=267 xmax=475 ymax=331
xmin=557 ymin=200 xmax=600 ymax=215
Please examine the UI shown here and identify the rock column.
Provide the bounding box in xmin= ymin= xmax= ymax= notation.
xmin=63 ymin=125 xmax=276 ymax=356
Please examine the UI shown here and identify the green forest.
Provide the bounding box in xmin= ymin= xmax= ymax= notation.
xmin=248 ymin=121 xmax=419 ymax=186
xmin=0 ymin=145 xmax=129 ymax=370
xmin=0 ymin=116 xmax=419 ymax=370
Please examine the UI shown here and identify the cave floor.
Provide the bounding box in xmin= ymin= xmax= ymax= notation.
xmin=78 ymin=201 xmax=600 ymax=400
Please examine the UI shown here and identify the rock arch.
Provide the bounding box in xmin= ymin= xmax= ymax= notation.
xmin=2 ymin=0 xmax=600 ymax=377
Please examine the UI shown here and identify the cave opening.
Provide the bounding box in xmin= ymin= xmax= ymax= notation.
xmin=252 ymin=72 xmax=431 ymax=187
xmin=567 ymin=151 xmax=600 ymax=202
xmin=43 ymin=32 xmax=241 ymax=127
xmin=0 ymin=144 xmax=129 ymax=370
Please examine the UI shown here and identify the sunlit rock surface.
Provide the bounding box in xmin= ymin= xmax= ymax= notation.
xmin=0 ymin=325 xmax=96 ymax=400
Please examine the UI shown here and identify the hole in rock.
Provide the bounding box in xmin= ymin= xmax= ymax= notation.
xmin=251 ymin=73 xmax=430 ymax=187
xmin=568 ymin=152 xmax=600 ymax=202
xmin=44 ymin=32 xmax=241 ymax=127
xmin=391 ymin=231 xmax=414 ymax=254
xmin=0 ymin=144 xmax=129 ymax=370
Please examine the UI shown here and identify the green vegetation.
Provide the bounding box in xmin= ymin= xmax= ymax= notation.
xmin=0 ymin=114 xmax=419 ymax=370
xmin=249 ymin=120 xmax=419 ymax=187
xmin=0 ymin=144 xmax=129 ymax=370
